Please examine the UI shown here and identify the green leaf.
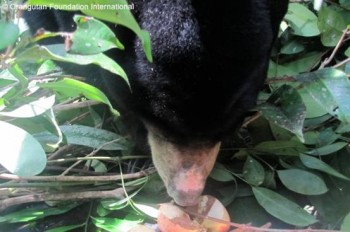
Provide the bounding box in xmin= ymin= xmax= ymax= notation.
xmin=217 ymin=185 xmax=237 ymax=206
xmin=259 ymin=85 xmax=306 ymax=142
xmin=45 ymin=224 xmax=84 ymax=232
xmin=308 ymin=149 xmax=350 ymax=226
xmin=284 ymin=3 xmax=320 ymax=37
xmin=296 ymin=68 xmax=350 ymax=123
xmin=0 ymin=22 xmax=19 ymax=50
xmin=34 ymin=125 xmax=127 ymax=150
xmin=38 ymin=77 xmax=118 ymax=115
xmin=284 ymin=52 xmax=322 ymax=75
xmin=307 ymin=142 xmax=347 ymax=156
xmin=337 ymin=123 xmax=350 ymax=133
xmin=86 ymin=160 xmax=107 ymax=173
xmin=0 ymin=203 xmax=79 ymax=223
xmin=317 ymin=128 xmax=340 ymax=146
xmin=243 ymin=156 xmax=265 ymax=186
xmin=210 ymin=163 xmax=235 ymax=182
xmin=43 ymin=108 xmax=63 ymax=148
xmin=96 ymin=204 xmax=111 ymax=217
xmin=16 ymin=45 xmax=128 ymax=86
xmin=280 ymin=39 xmax=305 ymax=55
xmin=92 ymin=217 xmax=142 ymax=232
xmin=37 ymin=60 xmax=57 ymax=75
xmin=345 ymin=46 xmax=350 ymax=58
xmin=318 ymin=6 xmax=347 ymax=47
xmin=0 ymin=79 xmax=16 ymax=93
xmin=269 ymin=121 xmax=294 ymax=141
xmin=4 ymin=65 xmax=29 ymax=101
xmin=81 ymin=0 xmax=152 ymax=62
xmin=268 ymin=53 xmax=322 ymax=78
xmin=302 ymin=131 xmax=320 ymax=145
xmin=300 ymin=128 xmax=339 ymax=146
xmin=27 ymin=0 xmax=152 ymax=62
xmin=341 ymin=211 xmax=350 ymax=231
xmin=100 ymin=197 xmax=128 ymax=211
xmin=298 ymin=87 xmax=328 ymax=118
xmin=263 ymin=170 xmax=276 ymax=189
xmin=133 ymin=203 xmax=158 ymax=218
xmin=268 ymin=60 xmax=296 ymax=78
xmin=340 ymin=0 xmax=350 ymax=8
xmin=252 ymin=187 xmax=318 ymax=226
xmin=300 ymin=154 xmax=350 ymax=180
xmin=0 ymin=95 xmax=55 ymax=118
xmin=70 ymin=15 xmax=124 ymax=55
xmin=278 ymin=169 xmax=328 ymax=195
xmin=304 ymin=114 xmax=333 ymax=128
xmin=0 ymin=121 xmax=46 ymax=177
xmin=227 ymin=196 xmax=269 ymax=226
xmin=255 ymin=140 xmax=307 ymax=156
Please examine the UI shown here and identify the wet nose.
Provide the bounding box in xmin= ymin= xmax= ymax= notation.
xmin=170 ymin=167 xmax=207 ymax=206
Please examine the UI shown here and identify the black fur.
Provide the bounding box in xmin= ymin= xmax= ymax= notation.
xmin=24 ymin=0 xmax=288 ymax=145
xmin=24 ymin=0 xmax=289 ymax=205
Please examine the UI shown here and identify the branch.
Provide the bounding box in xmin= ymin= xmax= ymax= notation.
xmin=53 ymin=100 xmax=101 ymax=112
xmin=61 ymin=138 xmax=125 ymax=176
xmin=333 ymin=57 xmax=350 ymax=69
xmin=320 ymin=29 xmax=349 ymax=69
xmin=265 ymin=76 xmax=296 ymax=84
xmin=0 ymin=187 xmax=134 ymax=212
xmin=0 ymin=168 xmax=156 ymax=182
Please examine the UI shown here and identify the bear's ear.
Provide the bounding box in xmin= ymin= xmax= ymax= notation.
xmin=268 ymin=0 xmax=289 ymax=37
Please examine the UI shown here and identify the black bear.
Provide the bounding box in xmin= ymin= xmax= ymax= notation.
xmin=24 ymin=0 xmax=289 ymax=206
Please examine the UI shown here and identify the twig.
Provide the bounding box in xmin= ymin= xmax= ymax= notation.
xmin=48 ymin=144 xmax=71 ymax=160
xmin=53 ymin=100 xmax=100 ymax=112
xmin=265 ymin=76 xmax=296 ymax=84
xmin=29 ymin=74 xmax=86 ymax=81
xmin=61 ymin=138 xmax=125 ymax=176
xmin=47 ymin=155 xmax=150 ymax=164
xmin=333 ymin=57 xmax=350 ymax=69
xmin=44 ymin=166 xmax=103 ymax=175
xmin=242 ymin=112 xmax=262 ymax=128
xmin=0 ymin=168 xmax=156 ymax=182
xmin=66 ymin=111 xmax=95 ymax=125
xmin=319 ymin=28 xmax=349 ymax=69
xmin=0 ymin=182 xmax=92 ymax=188
xmin=0 ymin=187 xmax=133 ymax=212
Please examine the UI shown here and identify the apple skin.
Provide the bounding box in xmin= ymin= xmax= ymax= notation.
xmin=187 ymin=195 xmax=231 ymax=232
xmin=157 ymin=195 xmax=231 ymax=232
xmin=158 ymin=203 xmax=206 ymax=232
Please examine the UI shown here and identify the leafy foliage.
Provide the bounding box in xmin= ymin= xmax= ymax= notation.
xmin=1 ymin=0 xmax=350 ymax=231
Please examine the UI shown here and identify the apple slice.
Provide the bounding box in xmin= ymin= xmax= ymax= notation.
xmin=186 ymin=195 xmax=231 ymax=232
xmin=158 ymin=195 xmax=231 ymax=232
xmin=158 ymin=203 xmax=206 ymax=232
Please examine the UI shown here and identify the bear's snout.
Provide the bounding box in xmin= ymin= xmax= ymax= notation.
xmin=148 ymin=130 xmax=221 ymax=206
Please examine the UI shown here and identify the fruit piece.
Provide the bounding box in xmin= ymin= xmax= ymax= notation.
xmin=186 ymin=195 xmax=231 ymax=232
xmin=158 ymin=203 xmax=207 ymax=232
xmin=128 ymin=225 xmax=155 ymax=232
